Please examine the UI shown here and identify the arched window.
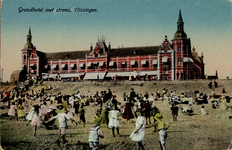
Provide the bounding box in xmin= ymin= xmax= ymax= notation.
xmin=177 ymin=45 xmax=181 ymax=52
xmin=23 ymin=55 xmax=26 ymax=60
xmin=178 ymin=57 xmax=181 ymax=66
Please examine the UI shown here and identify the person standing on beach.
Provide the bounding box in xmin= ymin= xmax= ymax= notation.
xmin=45 ymin=108 xmax=77 ymax=144
xmin=171 ymin=103 xmax=178 ymax=121
xmin=130 ymin=108 xmax=146 ymax=150
xmin=78 ymin=103 xmax=86 ymax=127
xmin=30 ymin=105 xmax=41 ymax=136
xmin=122 ymin=98 xmax=134 ymax=125
xmin=108 ymin=105 xmax=121 ymax=137
xmin=146 ymin=113 xmax=170 ymax=150
xmin=88 ymin=117 xmax=104 ymax=150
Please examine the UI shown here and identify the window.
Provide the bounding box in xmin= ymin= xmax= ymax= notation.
xmin=23 ymin=55 xmax=26 ymax=60
xmin=178 ymin=57 xmax=181 ymax=66
xmin=177 ymin=45 xmax=181 ymax=52
xmin=164 ymin=45 xmax=167 ymax=52
xmin=121 ymin=61 xmax=126 ymax=68
xmin=95 ymin=52 xmax=98 ymax=57
xmin=183 ymin=45 xmax=187 ymax=51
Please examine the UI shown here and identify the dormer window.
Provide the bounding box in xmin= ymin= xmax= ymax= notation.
xmin=177 ymin=45 xmax=181 ymax=52
xmin=164 ymin=45 xmax=167 ymax=52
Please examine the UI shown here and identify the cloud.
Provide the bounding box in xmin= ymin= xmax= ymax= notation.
xmin=227 ymin=0 xmax=232 ymax=3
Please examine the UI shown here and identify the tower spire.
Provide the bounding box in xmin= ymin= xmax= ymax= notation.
xmin=24 ymin=27 xmax=33 ymax=50
xmin=173 ymin=9 xmax=187 ymax=40
xmin=28 ymin=26 xmax=32 ymax=36
xmin=177 ymin=9 xmax=184 ymax=32
xmin=177 ymin=9 xmax=183 ymax=23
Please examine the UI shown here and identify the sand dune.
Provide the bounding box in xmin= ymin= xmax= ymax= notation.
xmin=1 ymin=80 xmax=232 ymax=150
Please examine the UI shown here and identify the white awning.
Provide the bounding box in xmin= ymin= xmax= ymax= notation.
xmin=131 ymin=61 xmax=136 ymax=66
xmin=162 ymin=57 xmax=169 ymax=63
xmin=79 ymin=63 xmax=85 ymax=68
xmin=61 ymin=64 xmax=67 ymax=68
xmin=99 ymin=62 xmax=105 ymax=67
xmin=106 ymin=71 xmax=138 ymax=77
xmin=87 ymin=62 xmax=93 ymax=67
xmin=70 ymin=64 xmax=76 ymax=68
xmin=60 ymin=73 xmax=85 ymax=78
xmin=152 ymin=60 xmax=158 ymax=65
xmin=30 ymin=64 xmax=36 ymax=67
xmin=84 ymin=72 xmax=106 ymax=80
xmin=52 ymin=64 xmax=58 ymax=69
xmin=183 ymin=57 xmax=193 ymax=63
xmin=141 ymin=60 xmax=147 ymax=65
xmin=138 ymin=71 xmax=158 ymax=76
xmin=121 ymin=61 xmax=126 ymax=65
xmin=109 ymin=61 xmax=115 ymax=67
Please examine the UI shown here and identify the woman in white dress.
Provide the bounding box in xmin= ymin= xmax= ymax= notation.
xmin=130 ymin=108 xmax=146 ymax=150
xmin=108 ymin=105 xmax=121 ymax=137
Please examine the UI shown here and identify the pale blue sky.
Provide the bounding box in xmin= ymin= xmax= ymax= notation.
xmin=1 ymin=0 xmax=232 ymax=81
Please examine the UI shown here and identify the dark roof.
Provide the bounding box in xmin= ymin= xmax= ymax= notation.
xmin=44 ymin=50 xmax=90 ymax=61
xmin=110 ymin=46 xmax=160 ymax=57
xmin=191 ymin=51 xmax=202 ymax=63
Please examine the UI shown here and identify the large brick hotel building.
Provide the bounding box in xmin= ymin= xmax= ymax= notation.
xmin=21 ymin=10 xmax=204 ymax=81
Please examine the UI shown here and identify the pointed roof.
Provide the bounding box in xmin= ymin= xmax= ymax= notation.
xmin=173 ymin=9 xmax=187 ymax=40
xmin=177 ymin=9 xmax=183 ymax=22
xmin=28 ymin=27 xmax=32 ymax=36
xmin=23 ymin=27 xmax=33 ymax=50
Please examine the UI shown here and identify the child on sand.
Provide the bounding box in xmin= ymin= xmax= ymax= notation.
xmin=108 ymin=105 xmax=121 ymax=137
xmin=17 ymin=101 xmax=25 ymax=120
xmin=122 ymin=98 xmax=134 ymax=125
xmin=30 ymin=105 xmax=41 ymax=136
xmin=45 ymin=109 xmax=77 ymax=144
xmin=88 ymin=117 xmax=104 ymax=150
xmin=130 ymin=108 xmax=146 ymax=150
xmin=78 ymin=103 xmax=86 ymax=127
xmin=8 ymin=102 xmax=17 ymax=120
xmin=146 ymin=113 xmax=170 ymax=150
xmin=201 ymin=105 xmax=207 ymax=115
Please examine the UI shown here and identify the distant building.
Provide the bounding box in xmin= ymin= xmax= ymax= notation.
xmin=207 ymin=70 xmax=218 ymax=80
xmin=20 ymin=10 xmax=204 ymax=81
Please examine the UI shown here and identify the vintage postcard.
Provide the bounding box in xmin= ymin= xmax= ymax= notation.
xmin=1 ymin=0 xmax=232 ymax=149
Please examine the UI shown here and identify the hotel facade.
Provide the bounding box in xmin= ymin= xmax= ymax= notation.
xmin=21 ymin=10 xmax=205 ymax=81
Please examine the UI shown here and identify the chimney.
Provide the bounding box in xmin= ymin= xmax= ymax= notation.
xmin=90 ymin=43 xmax=93 ymax=52
xmin=108 ymin=42 xmax=111 ymax=53
xmin=201 ymin=52 xmax=204 ymax=62
xmin=192 ymin=46 xmax=195 ymax=53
